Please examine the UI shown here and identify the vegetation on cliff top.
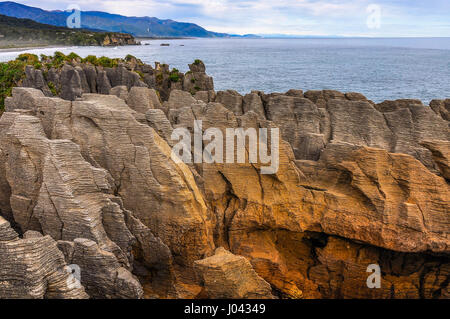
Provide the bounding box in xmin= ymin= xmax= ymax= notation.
xmin=0 ymin=57 xmax=26 ymax=111
xmin=169 ymin=68 xmax=181 ymax=82
xmin=0 ymin=52 xmax=144 ymax=111
xmin=0 ymin=53 xmax=203 ymax=111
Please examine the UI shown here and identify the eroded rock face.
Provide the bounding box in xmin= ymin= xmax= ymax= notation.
xmin=68 ymin=94 xmax=214 ymax=270
xmin=194 ymin=247 xmax=275 ymax=299
xmin=430 ymin=99 xmax=450 ymax=121
xmin=215 ymin=90 xmax=244 ymax=116
xmin=421 ymin=140 xmax=450 ymax=181
xmin=0 ymin=216 xmax=88 ymax=299
xmin=183 ymin=61 xmax=214 ymax=96
xmin=57 ymin=238 xmax=143 ymax=299
xmin=1 ymin=88 xmax=214 ymax=299
xmin=0 ymin=60 xmax=449 ymax=299
xmin=158 ymin=87 xmax=449 ymax=299
xmin=22 ymin=65 xmax=52 ymax=97
xmin=0 ymin=91 xmax=158 ymax=298
xmin=18 ymin=59 xmax=213 ymax=106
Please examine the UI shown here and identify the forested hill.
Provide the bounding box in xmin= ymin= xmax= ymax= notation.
xmin=0 ymin=14 xmax=139 ymax=48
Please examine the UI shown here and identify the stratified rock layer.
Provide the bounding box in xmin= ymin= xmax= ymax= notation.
xmin=0 ymin=60 xmax=449 ymax=299
xmin=194 ymin=247 xmax=275 ymax=299
xmin=0 ymin=216 xmax=88 ymax=299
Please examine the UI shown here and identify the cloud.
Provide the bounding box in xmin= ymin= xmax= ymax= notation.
xmin=13 ymin=0 xmax=450 ymax=36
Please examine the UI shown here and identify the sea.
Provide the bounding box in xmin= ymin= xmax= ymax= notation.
xmin=1 ymin=37 xmax=449 ymax=103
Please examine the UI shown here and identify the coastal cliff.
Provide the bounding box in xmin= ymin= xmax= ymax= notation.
xmin=0 ymin=54 xmax=448 ymax=299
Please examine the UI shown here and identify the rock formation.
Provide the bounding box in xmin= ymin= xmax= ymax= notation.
xmin=0 ymin=58 xmax=448 ymax=299
xmin=14 ymin=55 xmax=213 ymax=107
xmin=194 ymin=247 xmax=275 ymax=299
xmin=0 ymin=216 xmax=88 ymax=299
xmin=101 ymin=33 xmax=139 ymax=46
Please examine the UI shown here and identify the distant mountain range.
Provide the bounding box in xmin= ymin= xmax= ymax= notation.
xmin=0 ymin=1 xmax=259 ymax=38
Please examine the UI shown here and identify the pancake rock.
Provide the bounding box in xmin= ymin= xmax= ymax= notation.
xmin=0 ymin=59 xmax=449 ymax=299
xmin=194 ymin=247 xmax=275 ymax=299
xmin=0 ymin=216 xmax=88 ymax=299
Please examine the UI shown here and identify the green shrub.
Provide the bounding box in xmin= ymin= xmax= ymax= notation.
xmin=17 ymin=53 xmax=39 ymax=64
xmin=54 ymin=51 xmax=65 ymax=59
xmin=155 ymin=90 xmax=161 ymax=101
xmin=169 ymin=68 xmax=180 ymax=82
xmin=52 ymin=51 xmax=66 ymax=68
xmin=66 ymin=52 xmax=81 ymax=62
xmin=135 ymin=70 xmax=145 ymax=80
xmin=82 ymin=55 xmax=98 ymax=65
xmin=156 ymin=72 xmax=164 ymax=84
xmin=97 ymin=56 xmax=112 ymax=67
xmin=97 ymin=56 xmax=119 ymax=68
xmin=169 ymin=73 xmax=179 ymax=82
xmin=0 ymin=59 xmax=26 ymax=110
xmin=47 ymin=81 xmax=58 ymax=96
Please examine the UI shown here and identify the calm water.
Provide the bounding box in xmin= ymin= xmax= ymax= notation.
xmin=1 ymin=38 xmax=450 ymax=103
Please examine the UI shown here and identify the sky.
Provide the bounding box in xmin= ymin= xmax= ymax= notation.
xmin=15 ymin=0 xmax=450 ymax=37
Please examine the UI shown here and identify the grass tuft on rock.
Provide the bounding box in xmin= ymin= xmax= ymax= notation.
xmin=169 ymin=68 xmax=180 ymax=82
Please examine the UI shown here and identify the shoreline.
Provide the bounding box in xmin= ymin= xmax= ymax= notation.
xmin=0 ymin=43 xmax=144 ymax=53
xmin=0 ymin=44 xmax=67 ymax=53
xmin=137 ymin=37 xmax=195 ymax=40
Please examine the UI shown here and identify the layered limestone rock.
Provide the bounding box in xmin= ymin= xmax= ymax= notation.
xmin=163 ymin=88 xmax=449 ymax=253
xmin=162 ymin=87 xmax=449 ymax=299
xmin=0 ymin=90 xmax=152 ymax=298
xmin=57 ymin=238 xmax=143 ymax=299
xmin=18 ymin=58 xmax=213 ymax=106
xmin=68 ymin=94 xmax=214 ymax=270
xmin=430 ymin=99 xmax=450 ymax=121
xmin=215 ymin=90 xmax=244 ymax=116
xmin=183 ymin=60 xmax=214 ymax=96
xmin=101 ymin=33 xmax=139 ymax=46
xmin=22 ymin=65 xmax=52 ymax=97
xmin=0 ymin=216 xmax=89 ymax=299
xmin=421 ymin=140 xmax=450 ymax=181
xmin=0 ymin=59 xmax=449 ymax=299
xmin=194 ymin=247 xmax=275 ymax=299
xmin=1 ymin=87 xmax=214 ymax=299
